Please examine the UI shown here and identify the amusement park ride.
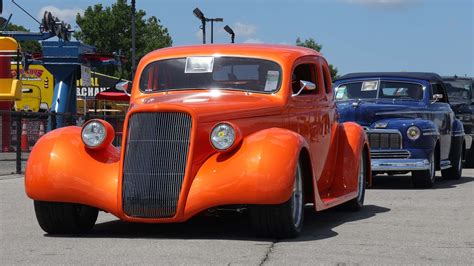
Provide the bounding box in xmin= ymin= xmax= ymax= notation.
xmin=0 ymin=1 xmax=122 ymax=151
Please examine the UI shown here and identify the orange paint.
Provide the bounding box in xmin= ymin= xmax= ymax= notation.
xmin=25 ymin=44 xmax=370 ymax=223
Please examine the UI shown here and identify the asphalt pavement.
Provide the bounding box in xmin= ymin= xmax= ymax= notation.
xmin=1 ymin=169 xmax=473 ymax=265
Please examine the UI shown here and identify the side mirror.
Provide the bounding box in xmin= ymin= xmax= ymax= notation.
xmin=292 ymin=80 xmax=316 ymax=97
xmin=432 ymin=94 xmax=443 ymax=103
xmin=116 ymin=81 xmax=131 ymax=96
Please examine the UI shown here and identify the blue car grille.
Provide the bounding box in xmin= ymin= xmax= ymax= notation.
xmin=367 ymin=131 xmax=402 ymax=149
xmin=122 ymin=112 xmax=192 ymax=218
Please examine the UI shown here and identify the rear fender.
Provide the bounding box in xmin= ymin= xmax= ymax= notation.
xmin=25 ymin=127 xmax=121 ymax=215
xmin=184 ymin=128 xmax=310 ymax=218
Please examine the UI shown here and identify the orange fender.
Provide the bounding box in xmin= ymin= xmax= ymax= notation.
xmin=329 ymin=122 xmax=370 ymax=201
xmin=183 ymin=128 xmax=308 ymax=219
xmin=25 ymin=126 xmax=121 ymax=215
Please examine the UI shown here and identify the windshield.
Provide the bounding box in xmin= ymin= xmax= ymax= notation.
xmin=335 ymin=80 xmax=424 ymax=101
xmin=443 ymin=79 xmax=472 ymax=103
xmin=139 ymin=57 xmax=282 ymax=93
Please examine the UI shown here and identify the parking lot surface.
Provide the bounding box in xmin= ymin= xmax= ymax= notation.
xmin=1 ymin=169 xmax=473 ymax=265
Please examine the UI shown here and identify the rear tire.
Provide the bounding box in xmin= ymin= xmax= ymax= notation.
xmin=341 ymin=149 xmax=366 ymax=211
xmin=250 ymin=161 xmax=304 ymax=239
xmin=34 ymin=201 xmax=98 ymax=234
xmin=441 ymin=138 xmax=463 ymax=180
xmin=412 ymin=151 xmax=436 ymax=188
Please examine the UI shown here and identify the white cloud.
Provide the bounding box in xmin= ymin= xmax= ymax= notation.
xmin=232 ymin=22 xmax=257 ymax=37
xmin=343 ymin=0 xmax=418 ymax=8
xmin=243 ymin=38 xmax=264 ymax=44
xmin=38 ymin=6 xmax=84 ymax=24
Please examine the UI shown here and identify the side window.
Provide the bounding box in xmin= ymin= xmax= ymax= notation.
xmin=431 ymin=83 xmax=447 ymax=102
xmin=292 ymin=63 xmax=317 ymax=95
xmin=321 ymin=63 xmax=332 ymax=95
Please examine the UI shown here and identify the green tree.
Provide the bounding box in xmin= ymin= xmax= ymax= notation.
xmin=75 ymin=0 xmax=172 ymax=79
xmin=5 ymin=23 xmax=42 ymax=54
xmin=296 ymin=37 xmax=338 ymax=80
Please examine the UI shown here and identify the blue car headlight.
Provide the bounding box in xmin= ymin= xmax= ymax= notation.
xmin=407 ymin=126 xmax=421 ymax=141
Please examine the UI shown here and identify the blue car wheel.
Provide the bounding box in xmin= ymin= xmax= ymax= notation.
xmin=411 ymin=151 xmax=436 ymax=188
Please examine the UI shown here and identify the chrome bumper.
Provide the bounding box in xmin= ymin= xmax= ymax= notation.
xmin=372 ymin=159 xmax=430 ymax=171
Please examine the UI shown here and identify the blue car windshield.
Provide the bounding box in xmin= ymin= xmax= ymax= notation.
xmin=443 ymin=79 xmax=472 ymax=103
xmin=335 ymin=81 xmax=424 ymax=101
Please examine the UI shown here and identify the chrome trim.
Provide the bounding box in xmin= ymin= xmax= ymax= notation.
xmin=367 ymin=129 xmax=401 ymax=134
xmin=376 ymin=110 xmax=448 ymax=115
xmin=465 ymin=135 xmax=472 ymax=150
xmin=366 ymin=129 xmax=403 ymax=149
xmin=372 ymin=159 xmax=430 ymax=171
xmin=122 ymin=112 xmax=192 ymax=218
xmin=370 ymin=149 xmax=410 ymax=159
xmin=423 ymin=132 xmax=440 ymax=136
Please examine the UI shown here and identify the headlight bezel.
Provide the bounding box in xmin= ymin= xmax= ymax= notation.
xmin=210 ymin=122 xmax=241 ymax=152
xmin=406 ymin=125 xmax=421 ymax=141
xmin=81 ymin=119 xmax=114 ymax=149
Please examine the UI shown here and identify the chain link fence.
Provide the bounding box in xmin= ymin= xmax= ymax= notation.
xmin=0 ymin=111 xmax=125 ymax=175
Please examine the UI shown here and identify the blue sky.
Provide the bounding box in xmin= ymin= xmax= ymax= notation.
xmin=2 ymin=0 xmax=473 ymax=76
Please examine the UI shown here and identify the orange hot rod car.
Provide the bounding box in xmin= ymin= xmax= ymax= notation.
xmin=25 ymin=44 xmax=370 ymax=238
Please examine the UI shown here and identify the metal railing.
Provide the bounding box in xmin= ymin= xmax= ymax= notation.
xmin=0 ymin=110 xmax=125 ymax=174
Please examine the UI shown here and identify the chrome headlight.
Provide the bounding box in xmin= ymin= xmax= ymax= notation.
xmin=81 ymin=120 xmax=107 ymax=148
xmin=210 ymin=123 xmax=236 ymax=151
xmin=407 ymin=126 xmax=421 ymax=141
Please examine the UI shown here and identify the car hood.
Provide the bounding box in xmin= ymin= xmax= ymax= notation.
xmin=449 ymin=101 xmax=473 ymax=115
xmin=132 ymin=90 xmax=284 ymax=122
xmin=336 ymin=99 xmax=426 ymax=126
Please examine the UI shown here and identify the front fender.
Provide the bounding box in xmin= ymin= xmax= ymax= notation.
xmin=25 ymin=126 xmax=120 ymax=215
xmin=452 ymin=119 xmax=464 ymax=137
xmin=183 ymin=128 xmax=308 ymax=219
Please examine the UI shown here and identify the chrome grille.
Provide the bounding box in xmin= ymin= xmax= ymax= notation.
xmin=122 ymin=112 xmax=192 ymax=218
xmin=367 ymin=131 xmax=402 ymax=149
xmin=371 ymin=150 xmax=410 ymax=159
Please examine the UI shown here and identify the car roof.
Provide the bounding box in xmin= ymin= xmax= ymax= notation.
xmin=337 ymin=72 xmax=445 ymax=84
xmin=141 ymin=44 xmax=322 ymax=63
xmin=442 ymin=76 xmax=473 ymax=81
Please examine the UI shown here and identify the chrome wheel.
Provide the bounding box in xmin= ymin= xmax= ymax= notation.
xmin=291 ymin=163 xmax=303 ymax=228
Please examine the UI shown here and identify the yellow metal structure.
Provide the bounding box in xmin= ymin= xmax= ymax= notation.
xmin=0 ymin=78 xmax=22 ymax=100
xmin=13 ymin=64 xmax=54 ymax=112
xmin=0 ymin=37 xmax=22 ymax=101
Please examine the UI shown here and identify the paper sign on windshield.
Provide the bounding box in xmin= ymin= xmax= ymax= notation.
xmin=362 ymin=81 xmax=378 ymax=91
xmin=264 ymin=71 xmax=280 ymax=92
xmin=185 ymin=57 xmax=214 ymax=73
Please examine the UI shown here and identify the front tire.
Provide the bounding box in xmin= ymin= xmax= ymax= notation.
xmin=441 ymin=138 xmax=463 ymax=180
xmin=412 ymin=151 xmax=436 ymax=188
xmin=250 ymin=161 xmax=304 ymax=239
xmin=34 ymin=201 xmax=98 ymax=234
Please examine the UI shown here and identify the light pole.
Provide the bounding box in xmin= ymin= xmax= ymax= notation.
xmin=193 ymin=8 xmax=223 ymax=44
xmin=224 ymin=25 xmax=235 ymax=43
xmin=208 ymin=18 xmax=223 ymax=44
xmin=193 ymin=8 xmax=206 ymax=44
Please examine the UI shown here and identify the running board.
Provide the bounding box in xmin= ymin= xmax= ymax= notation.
xmin=440 ymin=160 xmax=451 ymax=170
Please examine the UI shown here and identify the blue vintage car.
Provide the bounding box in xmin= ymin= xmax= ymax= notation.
xmin=442 ymin=76 xmax=473 ymax=167
xmin=334 ymin=72 xmax=464 ymax=188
